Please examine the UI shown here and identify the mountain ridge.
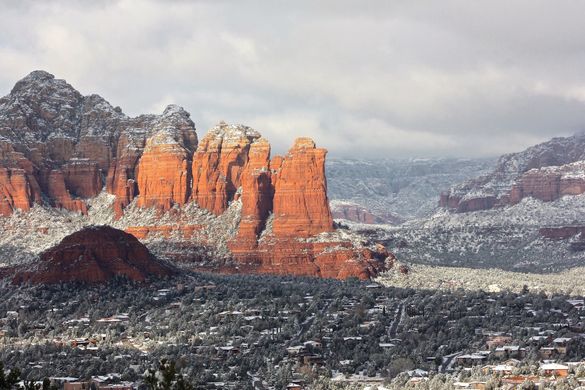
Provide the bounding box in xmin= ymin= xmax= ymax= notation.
xmin=0 ymin=71 xmax=391 ymax=281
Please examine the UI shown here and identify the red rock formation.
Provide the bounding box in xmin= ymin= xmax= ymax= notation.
xmin=331 ymin=203 xmax=378 ymax=224
xmin=509 ymin=165 xmax=585 ymax=205
xmin=46 ymin=169 xmax=87 ymax=214
xmin=0 ymin=144 xmax=43 ymax=215
xmin=232 ymin=137 xmax=273 ymax=249
xmin=509 ymin=171 xmax=561 ymax=204
xmin=13 ymin=226 xmax=175 ymax=284
xmin=228 ymin=239 xmax=391 ymax=280
xmin=105 ymin=138 xmax=140 ymax=219
xmin=0 ymin=72 xmax=391 ymax=281
xmin=63 ymin=160 xmax=103 ymax=198
xmin=441 ymin=135 xmax=585 ymax=213
xmin=272 ymin=138 xmax=334 ymax=237
xmin=136 ymin=130 xmax=192 ymax=210
xmin=191 ymin=122 xmax=260 ymax=215
xmin=226 ymin=136 xmax=387 ymax=280
xmin=0 ymin=168 xmax=36 ymax=216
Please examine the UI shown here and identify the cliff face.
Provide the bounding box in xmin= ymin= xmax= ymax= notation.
xmin=136 ymin=107 xmax=198 ymax=211
xmin=191 ymin=122 xmax=260 ymax=215
xmin=0 ymin=71 xmax=391 ymax=281
xmin=440 ymin=134 xmax=585 ymax=212
xmin=0 ymin=71 xmax=197 ymax=218
xmin=272 ymin=138 xmax=334 ymax=237
xmin=233 ymin=137 xmax=273 ymax=249
xmin=13 ymin=226 xmax=175 ymax=284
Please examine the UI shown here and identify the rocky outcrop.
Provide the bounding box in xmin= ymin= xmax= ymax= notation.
xmin=46 ymin=169 xmax=88 ymax=214
xmin=0 ymin=167 xmax=39 ymax=216
xmin=63 ymin=160 xmax=103 ymax=199
xmin=105 ymin=131 xmax=142 ymax=219
xmin=0 ymin=142 xmax=43 ymax=216
xmin=508 ymin=162 xmax=585 ymax=205
xmin=272 ymin=138 xmax=334 ymax=237
xmin=135 ymin=105 xmax=197 ymax=212
xmin=232 ymin=137 xmax=273 ymax=249
xmin=0 ymin=71 xmax=392 ymax=281
xmin=191 ymin=122 xmax=260 ymax=215
xmin=13 ymin=226 xmax=175 ymax=284
xmin=441 ymin=134 xmax=585 ymax=212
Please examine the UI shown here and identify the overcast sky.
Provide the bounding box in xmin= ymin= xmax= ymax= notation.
xmin=1 ymin=1 xmax=585 ymax=158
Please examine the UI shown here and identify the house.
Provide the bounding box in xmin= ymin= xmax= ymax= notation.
xmin=486 ymin=335 xmax=512 ymax=349
xmin=501 ymin=375 xmax=541 ymax=386
xmin=303 ymin=340 xmax=322 ymax=349
xmin=302 ymin=354 xmax=324 ymax=366
xmin=493 ymin=346 xmax=526 ymax=359
xmin=286 ymin=346 xmax=306 ymax=356
xmin=528 ymin=335 xmax=549 ymax=344
xmin=539 ymin=347 xmax=556 ymax=359
xmin=540 ymin=363 xmax=569 ymax=377
xmin=493 ymin=364 xmax=515 ymax=375
xmin=453 ymin=382 xmax=486 ymax=389
xmin=407 ymin=369 xmax=428 ymax=378
xmin=97 ymin=384 xmax=133 ymax=390
xmin=553 ymin=337 xmax=571 ymax=354
xmin=64 ymin=382 xmax=93 ymax=390
xmin=456 ymin=354 xmax=487 ymax=367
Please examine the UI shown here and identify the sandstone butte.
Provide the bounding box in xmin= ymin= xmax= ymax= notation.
xmin=13 ymin=226 xmax=175 ymax=284
xmin=0 ymin=71 xmax=392 ymax=280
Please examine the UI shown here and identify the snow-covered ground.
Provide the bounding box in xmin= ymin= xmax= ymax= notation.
xmin=0 ymin=191 xmax=241 ymax=267
xmin=345 ymin=193 xmax=585 ymax=272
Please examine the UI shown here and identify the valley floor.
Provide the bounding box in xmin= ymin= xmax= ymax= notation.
xmin=377 ymin=265 xmax=585 ymax=295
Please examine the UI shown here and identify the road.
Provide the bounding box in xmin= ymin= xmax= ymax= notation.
xmin=388 ymin=303 xmax=404 ymax=338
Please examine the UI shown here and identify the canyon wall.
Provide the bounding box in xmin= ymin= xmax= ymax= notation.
xmin=440 ymin=135 xmax=585 ymax=213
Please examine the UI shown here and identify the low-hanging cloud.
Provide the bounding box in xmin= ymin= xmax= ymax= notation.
xmin=1 ymin=0 xmax=585 ymax=158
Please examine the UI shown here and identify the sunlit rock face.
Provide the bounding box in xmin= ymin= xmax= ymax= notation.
xmin=1 ymin=71 xmax=392 ymax=281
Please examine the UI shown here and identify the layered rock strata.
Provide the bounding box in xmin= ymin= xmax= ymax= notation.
xmin=440 ymin=135 xmax=585 ymax=212
xmin=0 ymin=71 xmax=391 ymax=280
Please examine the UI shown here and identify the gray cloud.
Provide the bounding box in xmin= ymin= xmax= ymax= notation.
xmin=1 ymin=0 xmax=585 ymax=158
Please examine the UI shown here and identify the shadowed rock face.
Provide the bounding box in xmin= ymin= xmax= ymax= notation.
xmin=1 ymin=71 xmax=392 ymax=281
xmin=13 ymin=226 xmax=175 ymax=284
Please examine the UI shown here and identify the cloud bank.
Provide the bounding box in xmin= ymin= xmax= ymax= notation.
xmin=1 ymin=0 xmax=585 ymax=158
